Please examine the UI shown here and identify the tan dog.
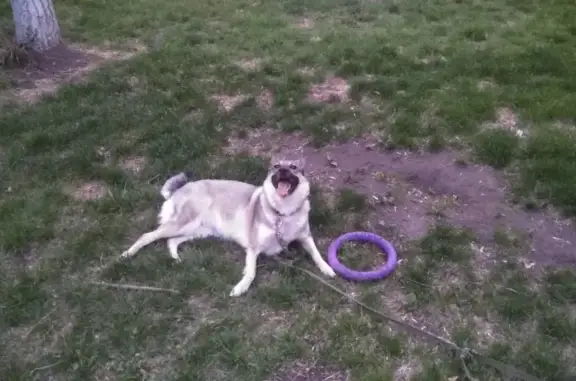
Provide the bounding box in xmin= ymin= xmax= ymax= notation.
xmin=120 ymin=157 xmax=336 ymax=296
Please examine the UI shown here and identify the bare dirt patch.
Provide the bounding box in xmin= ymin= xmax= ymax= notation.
xmin=295 ymin=17 xmax=315 ymax=29
xmin=393 ymin=347 xmax=422 ymax=381
xmin=256 ymin=88 xmax=274 ymax=112
xmin=477 ymin=79 xmax=498 ymax=91
xmin=234 ymin=58 xmax=263 ymax=72
xmin=297 ymin=67 xmax=316 ymax=77
xmin=225 ymin=129 xmax=576 ymax=266
xmin=120 ymin=156 xmax=147 ymax=174
xmin=0 ymin=41 xmax=147 ymax=105
xmin=482 ymin=107 xmax=526 ymax=137
xmin=307 ymin=76 xmax=350 ymax=104
xmin=67 ymin=181 xmax=110 ymax=201
xmin=211 ymin=93 xmax=249 ymax=113
xmin=224 ymin=128 xmax=309 ymax=157
xmin=268 ymin=362 xmax=349 ymax=381
xmin=496 ymin=107 xmax=517 ymax=130
xmin=255 ymin=307 xmax=293 ymax=336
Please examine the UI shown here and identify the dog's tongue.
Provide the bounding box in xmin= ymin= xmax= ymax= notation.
xmin=277 ymin=181 xmax=291 ymax=197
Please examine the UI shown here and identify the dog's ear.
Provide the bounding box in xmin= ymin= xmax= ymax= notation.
xmin=269 ymin=155 xmax=280 ymax=166
xmin=295 ymin=158 xmax=306 ymax=169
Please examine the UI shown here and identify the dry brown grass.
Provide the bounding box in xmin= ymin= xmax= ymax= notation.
xmin=120 ymin=156 xmax=147 ymax=174
xmin=295 ymin=17 xmax=315 ymax=29
xmin=307 ymin=76 xmax=350 ymax=104
xmin=67 ymin=181 xmax=110 ymax=201
xmin=234 ymin=58 xmax=263 ymax=72
xmin=268 ymin=362 xmax=349 ymax=381
xmin=296 ymin=67 xmax=316 ymax=77
xmin=481 ymin=107 xmax=526 ymax=137
xmin=256 ymin=88 xmax=274 ymax=112
xmin=211 ymin=93 xmax=249 ymax=112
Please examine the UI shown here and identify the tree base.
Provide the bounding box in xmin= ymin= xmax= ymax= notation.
xmin=11 ymin=0 xmax=62 ymax=52
xmin=0 ymin=42 xmax=103 ymax=105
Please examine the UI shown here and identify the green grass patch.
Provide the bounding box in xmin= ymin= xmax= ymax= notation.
xmin=335 ymin=188 xmax=367 ymax=212
xmin=517 ymin=125 xmax=576 ymax=216
xmin=474 ymin=128 xmax=520 ymax=169
xmin=545 ymin=268 xmax=576 ymax=304
xmin=419 ymin=224 xmax=474 ymax=264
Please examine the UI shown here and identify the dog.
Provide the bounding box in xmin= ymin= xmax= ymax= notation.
xmin=120 ymin=157 xmax=336 ymax=296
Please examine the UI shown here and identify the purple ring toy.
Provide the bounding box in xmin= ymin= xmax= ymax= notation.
xmin=327 ymin=231 xmax=398 ymax=281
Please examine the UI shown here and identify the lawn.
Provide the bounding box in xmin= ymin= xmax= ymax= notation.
xmin=1 ymin=0 xmax=576 ymax=380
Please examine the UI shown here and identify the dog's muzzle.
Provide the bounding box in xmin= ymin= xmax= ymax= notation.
xmin=272 ymin=168 xmax=300 ymax=197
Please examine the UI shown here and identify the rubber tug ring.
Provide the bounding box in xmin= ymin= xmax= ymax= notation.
xmin=327 ymin=232 xmax=398 ymax=281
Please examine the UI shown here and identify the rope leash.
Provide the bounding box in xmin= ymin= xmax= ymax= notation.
xmin=273 ymin=257 xmax=545 ymax=381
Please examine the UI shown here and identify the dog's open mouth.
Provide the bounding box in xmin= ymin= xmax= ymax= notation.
xmin=276 ymin=181 xmax=292 ymax=197
xmin=272 ymin=170 xmax=299 ymax=198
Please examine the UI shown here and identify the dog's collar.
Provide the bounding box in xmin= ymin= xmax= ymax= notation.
xmin=263 ymin=189 xmax=307 ymax=217
xmin=272 ymin=208 xmax=295 ymax=217
xmin=271 ymin=199 xmax=306 ymax=217
xmin=271 ymin=197 xmax=308 ymax=250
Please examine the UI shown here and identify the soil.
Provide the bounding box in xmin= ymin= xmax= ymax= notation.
xmin=120 ymin=156 xmax=147 ymax=174
xmin=295 ymin=17 xmax=315 ymax=29
xmin=0 ymin=41 xmax=146 ymax=104
xmin=307 ymin=76 xmax=350 ymax=104
xmin=234 ymin=58 xmax=263 ymax=72
xmin=256 ymin=88 xmax=274 ymax=112
xmin=211 ymin=94 xmax=249 ymax=113
xmin=268 ymin=363 xmax=349 ymax=381
xmin=226 ymin=130 xmax=576 ymax=266
xmin=2 ymin=43 xmax=103 ymax=88
xmin=67 ymin=181 xmax=110 ymax=201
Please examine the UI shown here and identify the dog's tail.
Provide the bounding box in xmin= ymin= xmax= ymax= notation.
xmin=160 ymin=172 xmax=189 ymax=199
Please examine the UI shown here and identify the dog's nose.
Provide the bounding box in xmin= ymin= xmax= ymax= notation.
xmin=278 ymin=168 xmax=290 ymax=176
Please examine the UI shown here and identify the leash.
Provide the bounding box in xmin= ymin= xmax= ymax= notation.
xmin=272 ymin=257 xmax=546 ymax=381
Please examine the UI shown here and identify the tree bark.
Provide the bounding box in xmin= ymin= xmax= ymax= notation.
xmin=10 ymin=0 xmax=61 ymax=52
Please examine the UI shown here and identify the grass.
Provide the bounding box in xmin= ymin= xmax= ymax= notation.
xmin=1 ymin=0 xmax=576 ymax=380
xmin=474 ymin=128 xmax=520 ymax=169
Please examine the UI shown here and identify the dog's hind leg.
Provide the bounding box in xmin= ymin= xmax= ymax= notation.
xmin=121 ymin=223 xmax=182 ymax=259
xmin=164 ymin=217 xmax=214 ymax=262
xmin=167 ymin=236 xmax=190 ymax=262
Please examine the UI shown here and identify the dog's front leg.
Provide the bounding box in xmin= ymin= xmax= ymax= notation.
xmin=298 ymin=235 xmax=336 ymax=278
xmin=230 ymin=248 xmax=260 ymax=297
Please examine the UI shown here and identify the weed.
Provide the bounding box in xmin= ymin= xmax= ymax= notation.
xmin=335 ymin=188 xmax=367 ymax=212
xmin=474 ymin=128 xmax=520 ymax=169
xmin=420 ymin=224 xmax=474 ymax=264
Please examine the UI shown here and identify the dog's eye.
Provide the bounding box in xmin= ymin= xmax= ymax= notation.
xmin=273 ymin=164 xmax=280 ymax=169
xmin=289 ymin=164 xmax=297 ymax=170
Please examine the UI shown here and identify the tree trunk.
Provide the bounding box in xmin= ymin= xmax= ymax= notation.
xmin=10 ymin=0 xmax=61 ymax=52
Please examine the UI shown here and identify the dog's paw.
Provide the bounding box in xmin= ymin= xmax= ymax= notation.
xmin=320 ymin=265 xmax=336 ymax=278
xmin=230 ymin=283 xmax=250 ymax=297
xmin=120 ymin=251 xmax=131 ymax=259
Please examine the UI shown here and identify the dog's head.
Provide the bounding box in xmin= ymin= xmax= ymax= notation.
xmin=264 ymin=156 xmax=309 ymax=199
